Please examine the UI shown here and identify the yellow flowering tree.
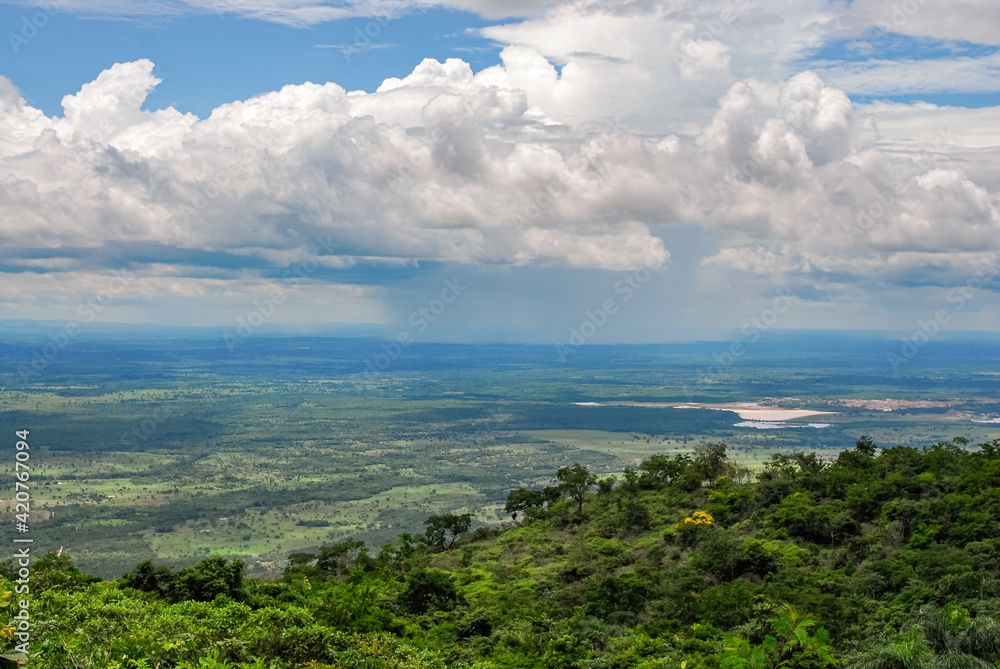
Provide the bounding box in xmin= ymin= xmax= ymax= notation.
xmin=672 ymin=511 xmax=715 ymax=547
xmin=676 ymin=511 xmax=715 ymax=529
xmin=0 ymin=581 xmax=27 ymax=668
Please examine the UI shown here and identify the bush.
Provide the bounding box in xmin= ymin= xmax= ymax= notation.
xmin=165 ymin=556 xmax=246 ymax=604
xmin=120 ymin=560 xmax=175 ymax=598
xmin=400 ymin=568 xmax=458 ymax=614
xmin=618 ymin=498 xmax=652 ymax=533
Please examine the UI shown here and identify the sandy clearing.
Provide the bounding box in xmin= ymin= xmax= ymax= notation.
xmin=725 ymin=408 xmax=838 ymax=420
xmin=672 ymin=403 xmax=838 ymax=421
xmin=604 ymin=401 xmax=838 ymax=420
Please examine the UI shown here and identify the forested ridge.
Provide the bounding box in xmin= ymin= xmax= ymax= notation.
xmin=4 ymin=436 xmax=1000 ymax=669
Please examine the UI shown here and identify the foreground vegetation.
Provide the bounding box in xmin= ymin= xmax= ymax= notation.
xmin=5 ymin=435 xmax=1000 ymax=668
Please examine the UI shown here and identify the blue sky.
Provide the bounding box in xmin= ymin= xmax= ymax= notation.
xmin=0 ymin=0 xmax=998 ymax=343
xmin=3 ymin=4 xmax=998 ymax=116
xmin=0 ymin=6 xmax=505 ymax=116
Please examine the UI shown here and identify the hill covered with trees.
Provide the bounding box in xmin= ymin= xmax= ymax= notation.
xmin=4 ymin=436 xmax=1000 ymax=669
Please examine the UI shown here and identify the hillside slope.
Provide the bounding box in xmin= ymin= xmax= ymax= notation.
xmin=5 ymin=436 xmax=1000 ymax=669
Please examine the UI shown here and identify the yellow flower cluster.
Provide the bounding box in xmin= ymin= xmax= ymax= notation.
xmin=675 ymin=511 xmax=714 ymax=529
xmin=0 ymin=588 xmax=14 ymax=641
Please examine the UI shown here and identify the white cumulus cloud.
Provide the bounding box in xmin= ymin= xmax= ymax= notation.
xmin=1 ymin=43 xmax=998 ymax=323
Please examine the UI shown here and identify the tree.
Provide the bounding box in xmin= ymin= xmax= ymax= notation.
xmin=317 ymin=538 xmax=369 ymax=577
xmin=32 ymin=552 xmax=101 ymax=593
xmin=586 ymin=572 xmax=652 ymax=619
xmin=976 ymin=438 xmax=1000 ymax=459
xmin=620 ymin=467 xmax=641 ymax=494
xmin=855 ymin=435 xmax=878 ymax=457
xmin=850 ymin=630 xmax=932 ymax=669
xmin=400 ymin=568 xmax=458 ymax=614
xmin=597 ymin=476 xmax=617 ymax=495
xmin=694 ymin=442 xmax=729 ymax=486
xmin=793 ymin=452 xmax=826 ymax=475
xmin=557 ymin=463 xmax=597 ymax=514
xmin=724 ymin=460 xmax=756 ymax=485
xmin=920 ymin=607 xmax=1000 ymax=664
xmin=854 ymin=607 xmax=1000 ymax=669
xmin=721 ymin=604 xmax=836 ymax=669
xmin=286 ymin=552 xmax=318 ymax=567
xmin=639 ymin=453 xmax=692 ymax=488
xmin=424 ymin=513 xmax=472 ymax=550
xmin=769 ymin=492 xmax=828 ymax=542
xmin=617 ymin=497 xmax=651 ymax=533
xmin=542 ymin=634 xmax=590 ymax=669
xmin=120 ymin=560 xmax=175 ymax=598
xmin=542 ymin=485 xmax=564 ymax=507
xmin=0 ymin=581 xmax=26 ymax=667
xmin=698 ymin=527 xmax=744 ymax=582
xmin=167 ymin=555 xmax=245 ymax=604
xmin=505 ymin=488 xmax=545 ymax=522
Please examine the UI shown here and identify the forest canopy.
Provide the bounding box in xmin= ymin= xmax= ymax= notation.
xmin=4 ymin=436 xmax=1000 ymax=669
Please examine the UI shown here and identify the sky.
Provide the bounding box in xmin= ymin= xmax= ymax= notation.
xmin=0 ymin=0 xmax=998 ymax=344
